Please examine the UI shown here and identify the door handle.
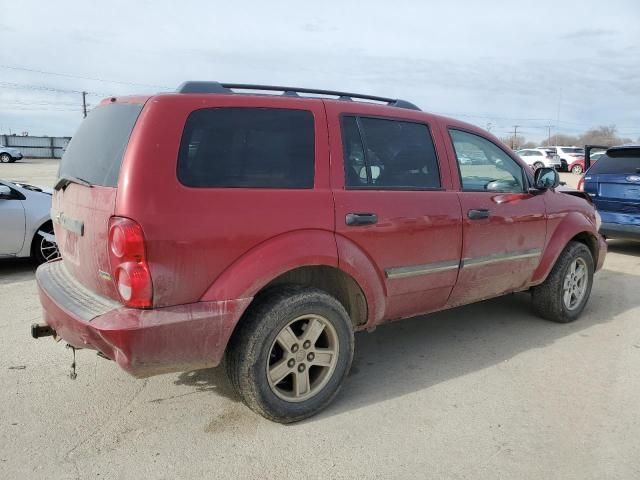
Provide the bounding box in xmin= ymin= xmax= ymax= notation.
xmin=345 ymin=213 xmax=378 ymax=226
xmin=467 ymin=208 xmax=490 ymax=220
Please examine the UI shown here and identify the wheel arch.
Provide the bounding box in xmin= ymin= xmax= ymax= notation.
xmin=531 ymin=213 xmax=600 ymax=285
xmin=200 ymin=229 xmax=384 ymax=330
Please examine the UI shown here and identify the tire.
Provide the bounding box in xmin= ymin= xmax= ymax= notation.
xmin=531 ymin=241 xmax=594 ymax=323
xmin=533 ymin=162 xmax=544 ymax=170
xmin=31 ymin=222 xmax=60 ymax=265
xmin=571 ymin=164 xmax=583 ymax=175
xmin=0 ymin=153 xmax=11 ymax=163
xmin=226 ymin=286 xmax=354 ymax=423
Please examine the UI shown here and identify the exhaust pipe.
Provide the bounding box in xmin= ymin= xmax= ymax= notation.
xmin=31 ymin=323 xmax=56 ymax=339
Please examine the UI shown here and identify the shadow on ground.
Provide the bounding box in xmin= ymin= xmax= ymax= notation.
xmin=174 ymin=261 xmax=639 ymax=420
xmin=0 ymin=258 xmax=37 ymax=285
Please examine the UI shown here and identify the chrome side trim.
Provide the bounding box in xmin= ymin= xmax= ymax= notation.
xmin=385 ymin=259 xmax=460 ymax=279
xmin=462 ymin=248 xmax=542 ymax=268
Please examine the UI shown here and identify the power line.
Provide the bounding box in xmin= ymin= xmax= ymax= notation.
xmin=0 ymin=64 xmax=170 ymax=90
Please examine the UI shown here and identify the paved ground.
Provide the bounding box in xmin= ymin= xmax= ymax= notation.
xmin=1 ymin=159 xmax=639 ymax=479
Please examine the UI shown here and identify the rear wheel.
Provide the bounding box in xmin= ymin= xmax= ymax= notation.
xmin=571 ymin=164 xmax=583 ymax=174
xmin=226 ymin=286 xmax=354 ymax=423
xmin=531 ymin=241 xmax=594 ymax=323
xmin=32 ymin=223 xmax=60 ymax=265
xmin=0 ymin=153 xmax=11 ymax=163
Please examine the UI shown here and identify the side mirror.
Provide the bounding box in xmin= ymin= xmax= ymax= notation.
xmin=534 ymin=167 xmax=560 ymax=190
xmin=0 ymin=185 xmax=11 ymax=199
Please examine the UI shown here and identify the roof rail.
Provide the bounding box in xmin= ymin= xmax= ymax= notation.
xmin=176 ymin=81 xmax=421 ymax=111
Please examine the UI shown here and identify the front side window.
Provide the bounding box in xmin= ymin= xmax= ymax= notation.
xmin=341 ymin=116 xmax=440 ymax=189
xmin=450 ymin=129 xmax=525 ymax=192
xmin=178 ymin=108 xmax=314 ymax=188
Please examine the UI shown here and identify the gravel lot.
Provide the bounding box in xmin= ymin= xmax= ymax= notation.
xmin=1 ymin=159 xmax=639 ymax=479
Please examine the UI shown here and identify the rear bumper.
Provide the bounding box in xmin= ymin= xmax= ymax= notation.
xmin=36 ymin=261 xmax=252 ymax=378
xmin=600 ymin=222 xmax=640 ymax=241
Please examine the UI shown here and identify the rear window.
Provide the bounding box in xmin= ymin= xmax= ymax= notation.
xmin=589 ymin=149 xmax=640 ymax=174
xmin=564 ymin=147 xmax=584 ymax=155
xmin=177 ymin=108 xmax=314 ymax=188
xmin=59 ymin=103 xmax=143 ymax=187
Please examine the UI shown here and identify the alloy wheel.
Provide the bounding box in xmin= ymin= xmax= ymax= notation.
xmin=266 ymin=314 xmax=339 ymax=402
xmin=562 ymin=257 xmax=588 ymax=310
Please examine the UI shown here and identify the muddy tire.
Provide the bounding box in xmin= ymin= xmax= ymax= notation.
xmin=225 ymin=286 xmax=354 ymax=423
xmin=531 ymin=241 xmax=594 ymax=323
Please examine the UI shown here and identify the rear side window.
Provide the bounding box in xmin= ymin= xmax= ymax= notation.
xmin=589 ymin=149 xmax=640 ymax=174
xmin=178 ymin=108 xmax=314 ymax=188
xmin=341 ymin=115 xmax=440 ymax=189
xmin=59 ymin=103 xmax=143 ymax=187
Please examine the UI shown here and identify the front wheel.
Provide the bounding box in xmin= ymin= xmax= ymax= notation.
xmin=531 ymin=241 xmax=594 ymax=323
xmin=226 ymin=286 xmax=354 ymax=423
xmin=0 ymin=153 xmax=11 ymax=163
xmin=533 ymin=161 xmax=545 ymax=170
xmin=571 ymin=164 xmax=583 ymax=174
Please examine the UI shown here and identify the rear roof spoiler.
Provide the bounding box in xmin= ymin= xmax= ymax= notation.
xmin=176 ymin=81 xmax=421 ymax=111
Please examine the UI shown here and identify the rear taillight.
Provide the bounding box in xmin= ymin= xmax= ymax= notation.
xmin=577 ymin=176 xmax=585 ymax=191
xmin=108 ymin=217 xmax=152 ymax=308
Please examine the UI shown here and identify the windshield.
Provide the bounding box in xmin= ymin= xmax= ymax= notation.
xmin=58 ymin=103 xmax=143 ymax=187
xmin=588 ymin=149 xmax=640 ymax=174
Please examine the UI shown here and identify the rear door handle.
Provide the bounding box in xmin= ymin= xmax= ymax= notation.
xmin=345 ymin=213 xmax=378 ymax=226
xmin=467 ymin=208 xmax=490 ymax=220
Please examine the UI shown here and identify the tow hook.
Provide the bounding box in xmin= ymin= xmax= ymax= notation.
xmin=31 ymin=323 xmax=55 ymax=339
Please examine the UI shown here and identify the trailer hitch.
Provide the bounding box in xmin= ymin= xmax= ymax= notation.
xmin=31 ymin=323 xmax=55 ymax=339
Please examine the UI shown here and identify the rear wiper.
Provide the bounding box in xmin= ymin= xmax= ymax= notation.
xmin=54 ymin=175 xmax=93 ymax=191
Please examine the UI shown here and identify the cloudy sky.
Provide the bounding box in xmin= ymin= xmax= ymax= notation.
xmin=1 ymin=0 xmax=639 ymax=142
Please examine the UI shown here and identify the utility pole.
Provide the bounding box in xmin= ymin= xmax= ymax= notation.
xmin=546 ymin=124 xmax=554 ymax=146
xmin=82 ymin=91 xmax=87 ymax=118
xmin=512 ymin=125 xmax=520 ymax=150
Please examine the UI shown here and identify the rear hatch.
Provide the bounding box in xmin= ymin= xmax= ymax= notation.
xmin=52 ymin=101 xmax=144 ymax=301
xmin=584 ymin=148 xmax=640 ymax=219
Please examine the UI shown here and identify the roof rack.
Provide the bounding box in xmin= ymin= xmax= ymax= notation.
xmin=176 ymin=81 xmax=421 ymax=111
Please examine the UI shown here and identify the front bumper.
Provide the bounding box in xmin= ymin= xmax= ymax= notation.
xmin=600 ymin=222 xmax=640 ymax=241
xmin=35 ymin=261 xmax=251 ymax=378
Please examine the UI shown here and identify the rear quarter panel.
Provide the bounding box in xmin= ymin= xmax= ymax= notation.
xmin=116 ymin=94 xmax=334 ymax=307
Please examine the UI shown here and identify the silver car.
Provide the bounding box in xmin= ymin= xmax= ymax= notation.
xmin=0 ymin=179 xmax=59 ymax=264
xmin=0 ymin=145 xmax=23 ymax=163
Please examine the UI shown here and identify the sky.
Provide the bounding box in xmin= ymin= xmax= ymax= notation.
xmin=1 ymin=0 xmax=639 ymax=143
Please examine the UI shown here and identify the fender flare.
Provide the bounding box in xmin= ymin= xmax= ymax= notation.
xmin=531 ymin=212 xmax=598 ymax=284
xmin=200 ymin=229 xmax=387 ymax=328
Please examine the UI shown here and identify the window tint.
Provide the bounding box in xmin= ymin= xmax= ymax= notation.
xmin=59 ymin=103 xmax=143 ymax=187
xmin=588 ymin=149 xmax=640 ymax=174
xmin=450 ymin=129 xmax=525 ymax=192
xmin=178 ymin=108 xmax=314 ymax=188
xmin=342 ymin=116 xmax=440 ymax=189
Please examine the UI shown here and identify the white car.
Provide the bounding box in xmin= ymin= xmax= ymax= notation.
xmin=0 ymin=145 xmax=23 ymax=163
xmin=545 ymin=146 xmax=585 ymax=171
xmin=516 ymin=148 xmax=562 ymax=170
xmin=0 ymin=179 xmax=59 ymax=264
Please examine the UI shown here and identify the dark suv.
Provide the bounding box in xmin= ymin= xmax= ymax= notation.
xmin=33 ymin=82 xmax=606 ymax=422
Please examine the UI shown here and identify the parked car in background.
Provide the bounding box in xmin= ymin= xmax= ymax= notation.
xmin=582 ymin=145 xmax=640 ymax=241
xmin=567 ymin=156 xmax=585 ymax=174
xmin=546 ymin=146 xmax=585 ymax=171
xmin=0 ymin=145 xmax=23 ymax=163
xmin=33 ymin=82 xmax=605 ymax=423
xmin=0 ymin=179 xmax=59 ymax=263
xmin=516 ymin=148 xmax=562 ymax=170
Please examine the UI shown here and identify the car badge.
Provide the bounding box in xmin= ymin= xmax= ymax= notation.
xmin=626 ymin=175 xmax=640 ymax=183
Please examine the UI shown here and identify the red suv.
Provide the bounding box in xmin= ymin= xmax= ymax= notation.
xmin=33 ymin=82 xmax=606 ymax=422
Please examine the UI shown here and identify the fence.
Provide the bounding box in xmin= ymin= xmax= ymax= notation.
xmin=0 ymin=134 xmax=70 ymax=159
